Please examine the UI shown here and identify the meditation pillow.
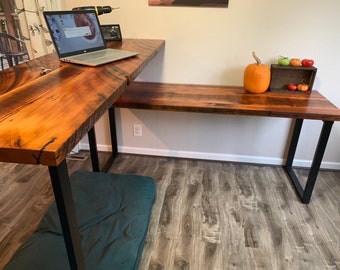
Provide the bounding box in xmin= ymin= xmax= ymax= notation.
xmin=5 ymin=171 xmax=156 ymax=270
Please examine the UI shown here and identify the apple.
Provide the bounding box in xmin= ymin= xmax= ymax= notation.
xmin=290 ymin=58 xmax=301 ymax=67
xmin=287 ymin=83 xmax=297 ymax=91
xmin=278 ymin=56 xmax=290 ymax=66
xmin=302 ymin=59 xmax=314 ymax=67
xmin=297 ymin=84 xmax=309 ymax=92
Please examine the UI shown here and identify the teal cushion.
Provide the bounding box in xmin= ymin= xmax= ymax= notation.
xmin=5 ymin=171 xmax=156 ymax=270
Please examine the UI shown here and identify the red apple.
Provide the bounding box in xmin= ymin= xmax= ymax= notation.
xmin=287 ymin=83 xmax=297 ymax=91
xmin=301 ymin=59 xmax=314 ymax=67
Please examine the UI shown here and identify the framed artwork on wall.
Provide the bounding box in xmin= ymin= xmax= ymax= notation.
xmin=148 ymin=0 xmax=228 ymax=7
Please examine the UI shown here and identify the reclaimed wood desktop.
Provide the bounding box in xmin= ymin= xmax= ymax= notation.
xmin=114 ymin=82 xmax=340 ymax=204
xmin=0 ymin=39 xmax=165 ymax=270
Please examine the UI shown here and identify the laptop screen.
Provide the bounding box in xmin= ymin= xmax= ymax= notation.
xmin=44 ymin=10 xmax=106 ymax=57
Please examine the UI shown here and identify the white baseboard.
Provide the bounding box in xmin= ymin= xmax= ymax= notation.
xmin=79 ymin=143 xmax=340 ymax=170
xmin=121 ymin=146 xmax=285 ymax=165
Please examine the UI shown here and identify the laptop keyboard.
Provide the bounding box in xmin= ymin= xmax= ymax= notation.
xmin=64 ymin=48 xmax=138 ymax=66
xmin=73 ymin=50 xmax=111 ymax=61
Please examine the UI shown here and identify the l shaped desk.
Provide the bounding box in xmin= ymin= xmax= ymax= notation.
xmin=2 ymin=38 xmax=340 ymax=269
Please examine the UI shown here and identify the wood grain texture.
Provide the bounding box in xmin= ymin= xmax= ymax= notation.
xmin=0 ymin=67 xmax=126 ymax=166
xmin=0 ymin=39 xmax=165 ymax=166
xmin=114 ymin=82 xmax=340 ymax=121
xmin=1 ymin=153 xmax=340 ymax=269
xmin=0 ymin=58 xmax=60 ymax=96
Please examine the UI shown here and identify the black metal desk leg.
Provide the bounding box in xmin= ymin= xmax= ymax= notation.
xmin=49 ymin=160 xmax=86 ymax=270
xmin=88 ymin=127 xmax=100 ymax=172
xmin=86 ymin=108 xmax=118 ymax=173
xmin=286 ymin=119 xmax=304 ymax=170
xmin=92 ymin=107 xmax=119 ymax=172
xmin=302 ymin=121 xmax=334 ymax=203
xmin=285 ymin=119 xmax=305 ymax=198
xmin=109 ymin=107 xmax=118 ymax=158
xmin=285 ymin=119 xmax=334 ymax=204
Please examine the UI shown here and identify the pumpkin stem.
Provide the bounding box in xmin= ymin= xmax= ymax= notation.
xmin=252 ymin=51 xmax=262 ymax=65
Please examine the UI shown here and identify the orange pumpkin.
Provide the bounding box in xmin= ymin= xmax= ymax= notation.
xmin=243 ymin=52 xmax=271 ymax=94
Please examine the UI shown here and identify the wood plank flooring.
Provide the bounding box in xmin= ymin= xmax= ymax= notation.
xmin=1 ymin=152 xmax=340 ymax=269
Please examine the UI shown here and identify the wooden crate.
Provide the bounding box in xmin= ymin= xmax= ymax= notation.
xmin=269 ymin=64 xmax=317 ymax=94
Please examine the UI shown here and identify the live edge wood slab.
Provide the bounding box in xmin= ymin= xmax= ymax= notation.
xmin=0 ymin=39 xmax=165 ymax=166
xmin=114 ymin=81 xmax=340 ymax=121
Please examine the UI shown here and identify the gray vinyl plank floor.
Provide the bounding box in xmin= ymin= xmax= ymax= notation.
xmin=1 ymin=152 xmax=339 ymax=270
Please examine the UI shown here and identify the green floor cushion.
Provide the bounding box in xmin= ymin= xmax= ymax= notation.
xmin=5 ymin=171 xmax=156 ymax=270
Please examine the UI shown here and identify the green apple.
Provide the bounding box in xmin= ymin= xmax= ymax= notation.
xmin=278 ymin=56 xmax=290 ymax=66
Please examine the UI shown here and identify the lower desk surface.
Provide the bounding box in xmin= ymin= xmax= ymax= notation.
xmin=114 ymin=81 xmax=340 ymax=121
xmin=113 ymin=81 xmax=340 ymax=204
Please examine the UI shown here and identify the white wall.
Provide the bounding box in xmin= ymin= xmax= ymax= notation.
xmin=65 ymin=0 xmax=340 ymax=169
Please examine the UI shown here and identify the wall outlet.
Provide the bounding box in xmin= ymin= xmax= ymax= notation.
xmin=133 ymin=124 xmax=143 ymax=136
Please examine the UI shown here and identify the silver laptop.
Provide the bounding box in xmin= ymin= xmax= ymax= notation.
xmin=43 ymin=10 xmax=138 ymax=66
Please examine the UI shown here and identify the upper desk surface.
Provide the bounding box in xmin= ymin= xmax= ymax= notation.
xmin=0 ymin=39 xmax=165 ymax=166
